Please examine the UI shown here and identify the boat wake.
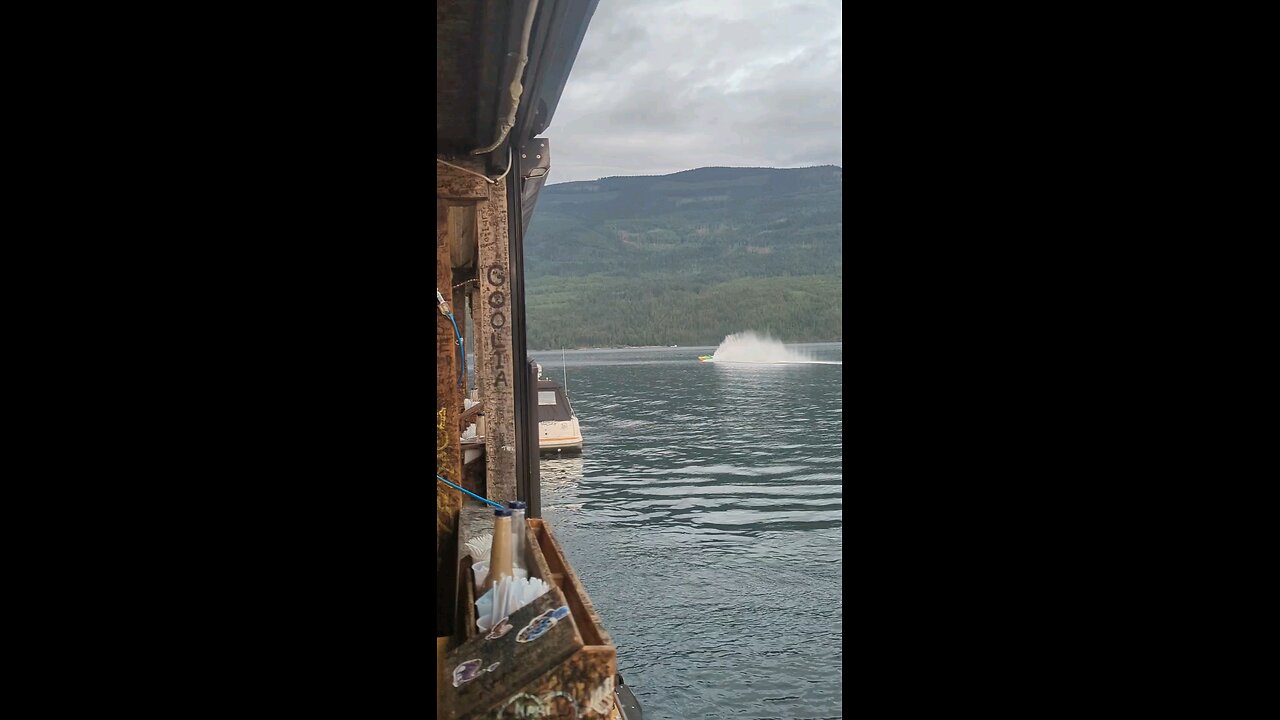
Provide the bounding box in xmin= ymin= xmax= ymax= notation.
xmin=714 ymin=359 xmax=843 ymax=365
xmin=708 ymin=331 xmax=842 ymax=365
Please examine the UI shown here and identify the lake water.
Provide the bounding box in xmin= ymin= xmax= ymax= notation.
xmin=531 ymin=343 xmax=843 ymax=720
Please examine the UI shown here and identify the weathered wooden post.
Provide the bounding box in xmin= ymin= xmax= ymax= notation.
xmin=436 ymin=198 xmax=463 ymax=636
xmin=436 ymin=199 xmax=463 ymax=516
xmin=476 ymin=179 xmax=517 ymax=505
xmin=437 ymin=161 xmax=516 ymax=506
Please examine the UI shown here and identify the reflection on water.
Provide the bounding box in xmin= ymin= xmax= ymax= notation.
xmin=533 ymin=343 xmax=842 ymax=720
xmin=540 ymin=455 xmax=584 ymax=503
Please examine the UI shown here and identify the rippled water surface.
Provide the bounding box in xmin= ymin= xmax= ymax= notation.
xmin=532 ymin=343 xmax=842 ymax=720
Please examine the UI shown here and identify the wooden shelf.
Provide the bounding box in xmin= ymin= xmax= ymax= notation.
xmin=443 ymin=512 xmax=617 ymax=719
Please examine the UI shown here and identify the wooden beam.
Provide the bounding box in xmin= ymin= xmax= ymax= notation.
xmin=476 ymin=180 xmax=517 ymax=504
xmin=437 ymin=160 xmax=491 ymax=201
xmin=458 ymin=399 xmax=483 ymax=431
xmin=437 ymin=198 xmax=464 ymax=635
xmin=450 ymin=206 xmax=477 ymax=272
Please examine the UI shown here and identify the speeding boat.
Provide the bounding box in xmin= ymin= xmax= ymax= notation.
xmin=698 ymin=355 xmax=714 ymax=363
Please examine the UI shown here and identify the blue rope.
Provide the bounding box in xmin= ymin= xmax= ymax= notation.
xmin=446 ymin=313 xmax=465 ymax=388
xmin=437 ymin=474 xmax=504 ymax=509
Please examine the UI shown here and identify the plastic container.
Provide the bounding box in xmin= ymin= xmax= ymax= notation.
xmin=508 ymin=501 xmax=527 ymax=571
xmin=471 ymin=561 xmax=528 ymax=593
xmin=485 ymin=508 xmax=514 ymax=592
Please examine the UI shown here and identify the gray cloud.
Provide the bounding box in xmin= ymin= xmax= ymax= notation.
xmin=542 ymin=0 xmax=842 ymax=183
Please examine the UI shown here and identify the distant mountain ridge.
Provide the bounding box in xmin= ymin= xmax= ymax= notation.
xmin=524 ymin=165 xmax=842 ymax=349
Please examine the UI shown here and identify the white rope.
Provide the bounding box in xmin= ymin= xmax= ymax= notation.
xmin=436 ymin=148 xmax=514 ymax=185
xmin=437 ymin=157 xmax=496 ymax=184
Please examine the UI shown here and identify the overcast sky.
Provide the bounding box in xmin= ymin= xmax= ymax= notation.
xmin=544 ymin=0 xmax=842 ymax=184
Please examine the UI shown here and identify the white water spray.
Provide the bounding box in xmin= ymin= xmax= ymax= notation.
xmin=709 ymin=331 xmax=840 ymax=364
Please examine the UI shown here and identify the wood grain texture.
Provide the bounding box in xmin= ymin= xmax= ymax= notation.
xmin=436 ymin=0 xmax=480 ymax=149
xmin=438 ymin=161 xmax=492 ymax=200
xmin=529 ymin=519 xmax=615 ymax=649
xmin=516 ymin=646 xmax=618 ymax=719
xmin=509 ymin=544 xmax=619 ymax=719
xmin=477 ymin=180 xmax=516 ymax=504
xmin=449 ymin=511 xmax=621 ymax=719
xmin=437 ymin=636 xmax=450 ymax=720
xmin=451 ymin=204 xmax=478 ymax=271
xmin=443 ymin=589 xmax=582 ymax=720
xmin=458 ymin=555 xmax=477 ymax=645
xmin=438 ymin=198 xmax=464 ymax=635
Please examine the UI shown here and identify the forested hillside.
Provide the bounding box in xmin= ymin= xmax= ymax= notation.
xmin=524 ymin=166 xmax=842 ymax=349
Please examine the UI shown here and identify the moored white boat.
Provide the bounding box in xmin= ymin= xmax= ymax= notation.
xmin=536 ymin=370 xmax=582 ymax=453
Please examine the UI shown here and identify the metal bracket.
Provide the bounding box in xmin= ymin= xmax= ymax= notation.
xmin=517 ymin=138 xmax=552 ymax=235
xmin=518 ymin=138 xmax=551 ymax=179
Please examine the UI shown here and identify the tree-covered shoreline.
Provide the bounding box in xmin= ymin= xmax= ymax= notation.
xmin=524 ymin=166 xmax=842 ymax=350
